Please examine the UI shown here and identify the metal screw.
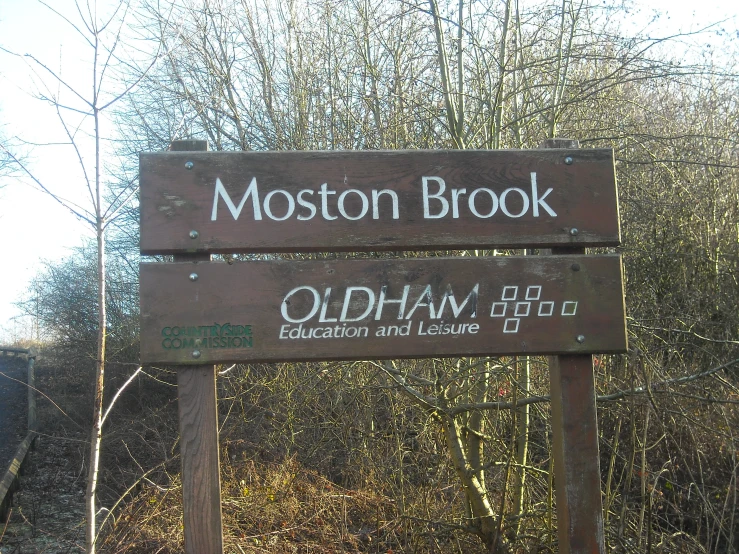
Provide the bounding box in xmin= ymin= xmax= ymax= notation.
xmin=576 ymin=335 xmax=586 ymax=343
xmin=571 ymin=263 xmax=581 ymax=272
xmin=570 ymin=228 xmax=579 ymax=236
xmin=192 ymin=350 xmax=201 ymax=359
xmin=189 ymin=230 xmax=199 ymax=239
xmin=189 ymin=273 xmax=199 ymax=282
xmin=185 ymin=161 xmax=194 ymax=170
xmin=564 ymin=156 xmax=573 ymax=165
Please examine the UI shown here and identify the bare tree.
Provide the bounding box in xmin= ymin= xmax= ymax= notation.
xmin=107 ymin=0 xmax=739 ymax=551
xmin=0 ymin=1 xmax=160 ymax=552
xmin=0 ymin=120 xmax=24 ymax=184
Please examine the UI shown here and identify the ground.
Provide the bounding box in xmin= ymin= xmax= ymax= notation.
xmin=1 ymin=355 xmax=86 ymax=553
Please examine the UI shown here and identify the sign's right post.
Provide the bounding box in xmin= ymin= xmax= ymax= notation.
xmin=542 ymin=138 xmax=607 ymax=554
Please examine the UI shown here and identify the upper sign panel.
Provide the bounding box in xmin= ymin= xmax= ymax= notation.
xmin=140 ymin=149 xmax=619 ymax=254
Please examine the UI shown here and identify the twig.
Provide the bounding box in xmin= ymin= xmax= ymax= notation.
xmin=101 ymin=366 xmax=143 ymax=426
xmin=0 ymin=370 xmax=83 ymax=430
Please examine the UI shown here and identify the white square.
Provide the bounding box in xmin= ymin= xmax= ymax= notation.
xmin=561 ymin=301 xmax=578 ymax=316
xmin=525 ymin=286 xmax=542 ymax=300
xmin=515 ymin=302 xmax=531 ymax=317
xmin=538 ymin=301 xmax=555 ymax=316
xmin=503 ymin=318 xmax=520 ymax=333
xmin=490 ymin=302 xmax=507 ymax=317
xmin=502 ymin=286 xmax=518 ymax=301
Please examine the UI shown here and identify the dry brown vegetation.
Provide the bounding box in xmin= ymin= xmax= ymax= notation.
xmin=4 ymin=0 xmax=738 ymax=552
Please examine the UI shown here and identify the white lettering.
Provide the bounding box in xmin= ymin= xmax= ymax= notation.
xmin=417 ymin=321 xmax=480 ymax=336
xmin=296 ymin=189 xmax=317 ymax=220
xmin=340 ymin=287 xmax=376 ymax=322
xmin=319 ymin=288 xmax=337 ymax=322
xmin=375 ymin=285 xmax=411 ymax=320
xmin=318 ymin=183 xmax=337 ymax=220
xmin=263 ymin=189 xmax=295 ymax=221
xmin=279 ymin=323 xmax=369 ymax=339
xmin=500 ymin=187 xmax=530 ymax=218
xmin=437 ymin=284 xmax=479 ymax=318
xmin=338 ymin=189 xmax=369 ymax=221
xmin=281 ymin=286 xmax=321 ymax=323
xmin=468 ymin=189 xmax=499 ymax=218
xmin=372 ymin=189 xmax=399 ymax=220
xmin=530 ymin=172 xmax=557 ymax=217
xmin=451 ymin=188 xmax=466 ymax=219
xmin=211 ymin=177 xmax=261 ymax=221
xmin=404 ymin=285 xmax=437 ymax=319
xmin=422 ymin=176 xmax=449 ymax=219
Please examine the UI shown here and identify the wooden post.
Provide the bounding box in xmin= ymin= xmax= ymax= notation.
xmin=27 ymin=352 xmax=36 ymax=432
xmin=542 ymin=138 xmax=606 ymax=554
xmin=170 ymin=139 xmax=224 ymax=554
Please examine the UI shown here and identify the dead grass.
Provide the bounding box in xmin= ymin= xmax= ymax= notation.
xmin=100 ymin=450 xmax=482 ymax=553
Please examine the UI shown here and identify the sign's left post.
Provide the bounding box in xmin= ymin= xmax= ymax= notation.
xmin=165 ymin=140 xmax=223 ymax=553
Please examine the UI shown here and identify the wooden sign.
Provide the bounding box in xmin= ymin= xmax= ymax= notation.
xmin=139 ymin=149 xmax=619 ymax=254
xmin=139 ymin=255 xmax=626 ymax=364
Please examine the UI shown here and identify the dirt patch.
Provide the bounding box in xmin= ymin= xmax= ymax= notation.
xmin=1 ymin=360 xmax=88 ymax=554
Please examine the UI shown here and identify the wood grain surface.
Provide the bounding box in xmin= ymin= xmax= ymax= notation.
xmin=177 ymin=366 xmax=223 ymax=554
xmin=169 ymin=139 xmax=224 ymax=554
xmin=140 ymin=149 xmax=619 ymax=254
xmin=140 ymin=254 xmax=627 ymax=364
xmin=544 ymin=134 xmax=607 ymax=554
xmin=549 ymin=353 xmax=606 ymax=553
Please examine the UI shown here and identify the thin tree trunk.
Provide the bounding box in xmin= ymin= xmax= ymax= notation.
xmin=428 ymin=0 xmax=464 ymax=149
xmin=443 ymin=413 xmax=510 ymax=553
xmin=86 ymin=227 xmax=105 ymax=554
xmin=86 ymin=100 xmax=106 ymax=554
xmin=492 ymin=0 xmax=511 ymax=149
xmin=512 ymin=355 xmax=530 ymax=538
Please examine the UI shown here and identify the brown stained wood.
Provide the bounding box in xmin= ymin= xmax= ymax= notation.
xmin=170 ymin=139 xmax=208 ymax=152
xmin=139 ymin=255 xmax=627 ymax=365
xmin=139 ymin=149 xmax=620 ymax=254
xmin=544 ymin=138 xmax=606 ymax=554
xmin=178 ymin=366 xmax=223 ymax=554
xmin=549 ymin=354 xmax=605 ymax=554
xmin=170 ymin=139 xmax=224 ymax=554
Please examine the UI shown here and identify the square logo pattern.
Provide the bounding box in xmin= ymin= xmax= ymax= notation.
xmin=490 ymin=285 xmax=578 ymax=333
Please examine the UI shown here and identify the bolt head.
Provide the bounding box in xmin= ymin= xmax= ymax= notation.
xmin=576 ymin=335 xmax=586 ymax=343
xmin=185 ymin=161 xmax=194 ymax=170
xmin=189 ymin=230 xmax=199 ymax=239
xmin=192 ymin=350 xmax=201 ymax=359
xmin=571 ymin=263 xmax=581 ymax=272
xmin=564 ymin=156 xmax=573 ymax=165
xmin=189 ymin=273 xmax=199 ymax=282
xmin=570 ymin=228 xmax=579 ymax=236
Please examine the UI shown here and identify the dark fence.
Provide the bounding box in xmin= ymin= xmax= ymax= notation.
xmin=0 ymin=347 xmax=37 ymax=522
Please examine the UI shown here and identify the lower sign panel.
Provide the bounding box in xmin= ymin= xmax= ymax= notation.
xmin=140 ymin=255 xmax=627 ymax=364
